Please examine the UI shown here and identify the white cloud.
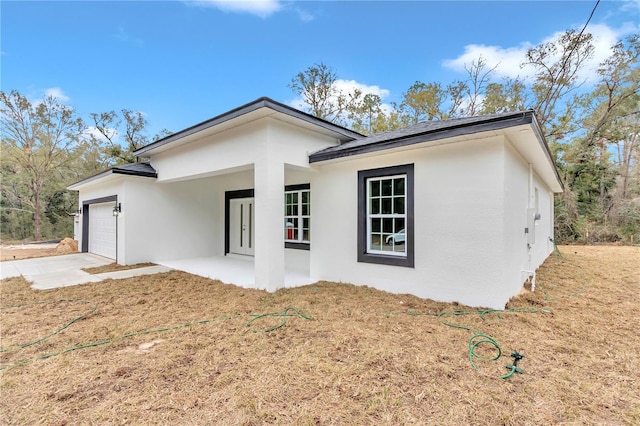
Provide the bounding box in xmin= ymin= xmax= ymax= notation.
xmin=442 ymin=23 xmax=635 ymax=85
xmin=44 ymin=87 xmax=70 ymax=102
xmin=334 ymin=79 xmax=390 ymax=100
xmin=83 ymin=126 xmax=120 ymax=144
xmin=335 ymin=79 xmax=393 ymax=114
xmin=28 ymin=87 xmax=70 ymax=109
xmin=619 ymin=0 xmax=640 ymax=13
xmin=294 ymin=6 xmax=315 ymax=22
xmin=442 ymin=43 xmax=532 ymax=81
xmin=114 ymin=26 xmax=144 ymax=46
xmin=188 ymin=0 xmax=282 ymax=18
xmin=582 ymin=22 xmax=636 ymax=80
xmin=289 ymin=79 xmax=394 ymax=115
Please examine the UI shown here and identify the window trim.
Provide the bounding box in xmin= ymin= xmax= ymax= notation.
xmin=366 ymin=174 xmax=407 ymax=257
xmin=284 ymin=183 xmax=311 ymax=250
xmin=358 ymin=164 xmax=414 ymax=267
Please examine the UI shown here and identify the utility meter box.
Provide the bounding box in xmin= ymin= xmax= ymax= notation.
xmin=526 ymin=208 xmax=537 ymax=246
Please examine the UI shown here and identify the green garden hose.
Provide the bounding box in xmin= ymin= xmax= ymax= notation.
xmin=246 ymin=307 xmax=313 ymax=332
xmin=0 ymin=303 xmax=310 ymax=370
xmin=0 ymin=299 xmax=97 ymax=353
xmin=436 ymin=308 xmax=546 ymax=379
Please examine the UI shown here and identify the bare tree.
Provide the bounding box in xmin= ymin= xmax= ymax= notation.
xmin=523 ymin=29 xmax=595 ymax=141
xmin=1 ymin=90 xmax=84 ymax=240
xmin=90 ymin=109 xmax=171 ymax=164
xmin=289 ymin=62 xmax=363 ymax=125
xmin=462 ymin=56 xmax=498 ymax=116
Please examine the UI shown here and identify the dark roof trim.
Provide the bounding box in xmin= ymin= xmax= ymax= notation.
xmin=133 ymin=97 xmax=363 ymax=156
xmin=309 ymin=111 xmax=535 ymax=163
xmin=112 ymin=167 xmax=157 ymax=178
xmin=530 ymin=113 xmax=564 ymax=190
xmin=67 ymin=162 xmax=157 ymax=189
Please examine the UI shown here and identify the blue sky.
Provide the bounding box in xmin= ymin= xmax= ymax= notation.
xmin=2 ymin=1 xmax=638 ymax=138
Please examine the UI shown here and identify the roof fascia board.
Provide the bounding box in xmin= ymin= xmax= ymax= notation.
xmin=309 ymin=113 xmax=534 ymax=163
xmin=67 ymin=170 xmax=113 ymax=190
xmin=112 ymin=168 xmax=157 ymax=178
xmin=529 ymin=114 xmax=564 ymax=190
xmin=133 ymin=97 xmax=362 ymax=156
xmin=67 ymin=166 xmax=157 ymax=190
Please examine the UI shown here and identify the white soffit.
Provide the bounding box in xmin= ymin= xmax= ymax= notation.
xmin=504 ymin=124 xmax=563 ymax=192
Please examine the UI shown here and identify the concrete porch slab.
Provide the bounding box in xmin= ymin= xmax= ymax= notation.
xmin=158 ymin=255 xmax=316 ymax=289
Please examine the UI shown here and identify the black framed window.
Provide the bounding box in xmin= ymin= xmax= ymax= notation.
xmin=358 ymin=164 xmax=414 ymax=267
xmin=285 ymin=183 xmax=310 ymax=250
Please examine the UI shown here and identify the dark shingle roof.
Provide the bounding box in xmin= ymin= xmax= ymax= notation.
xmin=133 ymin=97 xmax=364 ymax=156
xmin=111 ymin=162 xmax=157 ymax=177
xmin=67 ymin=162 xmax=156 ymax=190
xmin=309 ymin=110 xmax=536 ymax=163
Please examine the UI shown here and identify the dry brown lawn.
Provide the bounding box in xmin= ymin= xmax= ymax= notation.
xmin=1 ymin=245 xmax=638 ymax=425
xmin=82 ymin=263 xmax=156 ymax=274
xmin=0 ymin=246 xmax=61 ymax=261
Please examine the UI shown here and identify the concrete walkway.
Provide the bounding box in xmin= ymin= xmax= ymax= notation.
xmin=0 ymin=253 xmax=172 ymax=290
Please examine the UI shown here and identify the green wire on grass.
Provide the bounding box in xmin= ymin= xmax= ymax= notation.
xmin=436 ymin=308 xmax=545 ymax=380
xmin=0 ymin=313 xmax=242 ymax=371
xmin=246 ymin=307 xmax=313 ymax=332
xmin=0 ymin=305 xmax=311 ymax=370
xmin=0 ymin=299 xmax=97 ymax=353
xmin=468 ymin=333 xmax=502 ymax=371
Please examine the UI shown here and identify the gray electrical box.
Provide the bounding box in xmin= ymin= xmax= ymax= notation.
xmin=526 ymin=208 xmax=537 ymax=245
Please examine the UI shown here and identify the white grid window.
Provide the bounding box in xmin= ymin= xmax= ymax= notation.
xmin=285 ymin=189 xmax=310 ymax=243
xmin=367 ymin=175 xmax=406 ymax=256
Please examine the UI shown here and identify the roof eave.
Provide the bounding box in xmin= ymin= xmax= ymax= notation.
xmin=529 ymin=114 xmax=564 ymax=192
xmin=67 ymin=170 xmax=113 ymax=191
xmin=67 ymin=166 xmax=157 ymax=191
xmin=133 ymin=97 xmax=363 ymax=157
xmin=309 ymin=112 xmax=535 ymax=163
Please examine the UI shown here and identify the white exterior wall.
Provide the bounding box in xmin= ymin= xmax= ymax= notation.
xmin=76 ymin=178 xmax=125 ymax=261
xmin=502 ymin=141 xmax=555 ymax=301
xmin=151 ymin=118 xmax=337 ymax=183
xmin=146 ymin=118 xmax=330 ymax=291
xmin=284 ymin=166 xmax=313 ymax=278
xmin=122 ymin=170 xmax=258 ymax=265
xmin=311 ymin=136 xmax=510 ymax=309
xmin=74 ymin=113 xmax=557 ymax=308
xmin=120 ymin=177 xmax=218 ymax=265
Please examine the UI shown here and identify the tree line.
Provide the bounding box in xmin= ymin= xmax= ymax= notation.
xmin=290 ymin=31 xmax=639 ymax=244
xmin=0 ymin=93 xmax=170 ymax=242
xmin=1 ymin=29 xmax=638 ymax=243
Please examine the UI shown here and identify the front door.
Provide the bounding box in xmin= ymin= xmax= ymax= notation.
xmin=229 ymin=197 xmax=255 ymax=256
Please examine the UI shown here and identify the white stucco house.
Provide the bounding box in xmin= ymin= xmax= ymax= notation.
xmin=68 ymin=97 xmax=563 ymax=309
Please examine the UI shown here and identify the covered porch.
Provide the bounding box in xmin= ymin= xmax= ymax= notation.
xmin=158 ymin=250 xmax=314 ymax=289
xmin=133 ymin=108 xmax=346 ymax=293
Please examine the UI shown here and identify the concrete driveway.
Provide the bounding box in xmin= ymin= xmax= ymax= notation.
xmin=0 ymin=253 xmax=172 ymax=290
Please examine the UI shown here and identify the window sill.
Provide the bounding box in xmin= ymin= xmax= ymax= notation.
xmin=358 ymin=252 xmax=414 ymax=267
xmin=285 ymin=242 xmax=310 ymax=251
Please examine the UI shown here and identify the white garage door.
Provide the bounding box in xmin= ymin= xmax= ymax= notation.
xmin=89 ymin=202 xmax=116 ymax=260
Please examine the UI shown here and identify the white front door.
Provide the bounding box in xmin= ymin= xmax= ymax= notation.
xmin=229 ymin=198 xmax=255 ymax=256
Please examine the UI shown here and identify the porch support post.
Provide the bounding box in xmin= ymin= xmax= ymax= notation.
xmin=254 ymin=158 xmax=285 ymax=292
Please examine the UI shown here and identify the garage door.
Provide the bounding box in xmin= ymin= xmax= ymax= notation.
xmin=88 ymin=202 xmax=116 ymax=259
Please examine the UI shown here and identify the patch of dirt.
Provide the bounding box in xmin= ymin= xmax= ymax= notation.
xmin=82 ymin=263 xmax=156 ymax=274
xmin=54 ymin=238 xmax=78 ymax=254
xmin=1 ymin=246 xmax=638 ymax=425
xmin=0 ymin=246 xmax=62 ymax=261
